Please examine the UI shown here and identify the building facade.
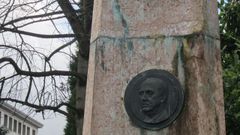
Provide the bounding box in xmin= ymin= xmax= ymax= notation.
xmin=0 ymin=103 xmax=43 ymax=135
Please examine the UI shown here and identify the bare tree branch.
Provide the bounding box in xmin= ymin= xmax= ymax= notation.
xmin=2 ymin=0 xmax=15 ymax=25
xmin=0 ymin=98 xmax=83 ymax=117
xmin=0 ymin=0 xmax=92 ymax=117
xmin=57 ymin=0 xmax=90 ymax=58
xmin=0 ymin=57 xmax=86 ymax=82
xmin=46 ymin=38 xmax=77 ymax=61
xmin=0 ymin=27 xmax=75 ymax=38
xmin=3 ymin=10 xmax=64 ymax=26
xmin=17 ymin=15 xmax=65 ymax=28
xmin=0 ymin=78 xmax=5 ymax=97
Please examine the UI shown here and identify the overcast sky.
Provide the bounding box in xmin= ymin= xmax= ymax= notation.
xmin=35 ymin=112 xmax=66 ymax=135
xmin=23 ymin=21 xmax=74 ymax=135
xmin=0 ymin=1 xmax=79 ymax=135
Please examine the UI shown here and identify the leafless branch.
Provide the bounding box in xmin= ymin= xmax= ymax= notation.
xmin=0 ymin=57 xmax=86 ymax=81
xmin=46 ymin=38 xmax=77 ymax=61
xmin=0 ymin=98 xmax=83 ymax=116
xmin=3 ymin=10 xmax=64 ymax=26
xmin=0 ymin=27 xmax=75 ymax=38
xmin=57 ymin=0 xmax=90 ymax=58
xmin=0 ymin=0 xmax=92 ymax=117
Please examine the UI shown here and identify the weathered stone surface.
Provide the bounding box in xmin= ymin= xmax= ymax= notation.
xmin=83 ymin=0 xmax=225 ymax=134
xmin=83 ymin=35 xmax=225 ymax=135
xmin=82 ymin=44 xmax=96 ymax=135
xmin=168 ymin=35 xmax=225 ymax=135
xmin=91 ymin=0 xmax=219 ymax=42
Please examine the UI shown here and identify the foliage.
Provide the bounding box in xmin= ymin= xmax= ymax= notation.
xmin=219 ymin=0 xmax=240 ymax=134
xmin=64 ymin=56 xmax=77 ymax=135
xmin=64 ymin=0 xmax=93 ymax=135
xmin=0 ymin=127 xmax=8 ymax=135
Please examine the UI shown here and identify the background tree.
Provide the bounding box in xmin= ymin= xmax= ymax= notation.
xmin=0 ymin=0 xmax=93 ymax=135
xmin=219 ymin=0 xmax=240 ymax=134
xmin=0 ymin=127 xmax=8 ymax=135
xmin=0 ymin=0 xmax=88 ymax=118
xmin=63 ymin=1 xmax=93 ymax=135
xmin=64 ymin=57 xmax=77 ymax=135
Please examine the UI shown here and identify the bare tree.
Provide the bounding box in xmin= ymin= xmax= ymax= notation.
xmin=0 ymin=0 xmax=93 ymax=120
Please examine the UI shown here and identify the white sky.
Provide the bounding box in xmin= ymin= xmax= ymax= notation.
xmin=0 ymin=4 xmax=76 ymax=135
xmin=22 ymin=20 xmax=75 ymax=135
xmin=35 ymin=112 xmax=66 ymax=135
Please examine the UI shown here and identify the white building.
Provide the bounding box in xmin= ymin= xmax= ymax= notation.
xmin=0 ymin=103 xmax=43 ymax=135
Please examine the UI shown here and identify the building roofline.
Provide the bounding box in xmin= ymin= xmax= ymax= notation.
xmin=0 ymin=102 xmax=43 ymax=128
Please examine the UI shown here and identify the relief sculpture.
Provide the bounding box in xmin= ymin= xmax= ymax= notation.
xmin=124 ymin=69 xmax=184 ymax=130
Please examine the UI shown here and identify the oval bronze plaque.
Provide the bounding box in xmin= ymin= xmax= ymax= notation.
xmin=124 ymin=69 xmax=184 ymax=130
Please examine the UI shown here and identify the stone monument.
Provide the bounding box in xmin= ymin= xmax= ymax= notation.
xmin=83 ymin=0 xmax=226 ymax=135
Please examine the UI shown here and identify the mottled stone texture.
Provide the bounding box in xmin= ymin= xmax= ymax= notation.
xmin=83 ymin=0 xmax=225 ymax=135
xmin=83 ymin=36 xmax=225 ymax=135
xmin=91 ymin=0 xmax=219 ymax=42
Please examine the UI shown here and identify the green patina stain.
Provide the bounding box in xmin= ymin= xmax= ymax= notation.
xmin=178 ymin=39 xmax=186 ymax=88
xmin=112 ymin=0 xmax=129 ymax=38
xmin=112 ymin=0 xmax=122 ymax=23
xmin=118 ymin=38 xmax=134 ymax=56
xmin=127 ymin=40 xmax=133 ymax=51
xmin=111 ymin=0 xmax=134 ymax=54
xmin=162 ymin=37 xmax=182 ymax=62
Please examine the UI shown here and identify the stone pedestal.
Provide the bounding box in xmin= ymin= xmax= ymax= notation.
xmin=83 ymin=0 xmax=225 ymax=135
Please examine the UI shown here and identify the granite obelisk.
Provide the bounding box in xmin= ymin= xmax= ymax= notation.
xmin=83 ymin=0 xmax=225 ymax=134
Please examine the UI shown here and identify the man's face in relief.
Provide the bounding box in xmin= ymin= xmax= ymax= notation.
xmin=138 ymin=78 xmax=167 ymax=112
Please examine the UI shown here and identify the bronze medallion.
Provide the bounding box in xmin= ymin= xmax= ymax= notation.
xmin=124 ymin=69 xmax=184 ymax=130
